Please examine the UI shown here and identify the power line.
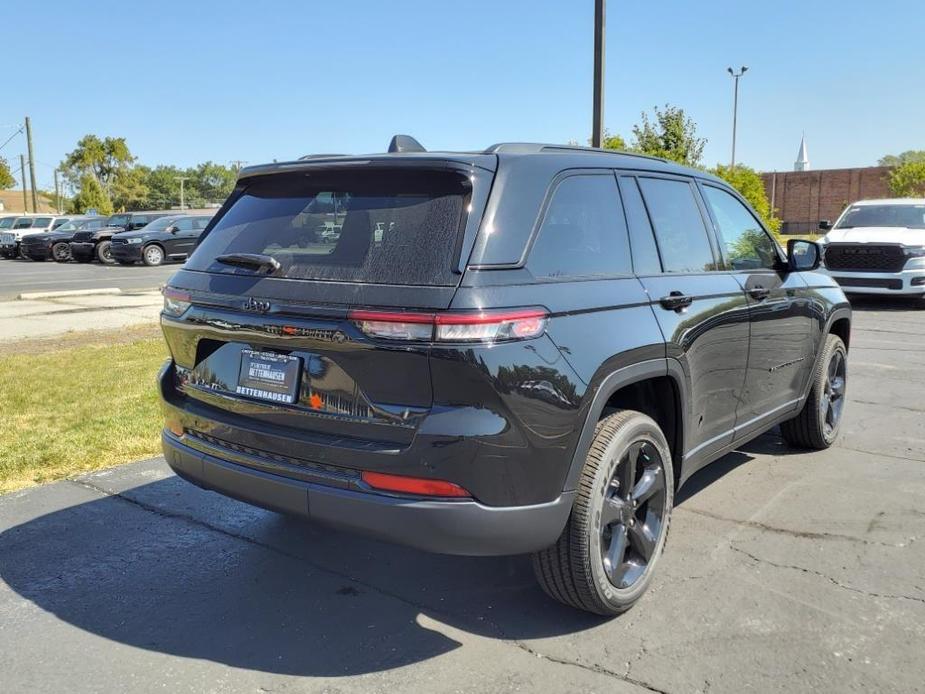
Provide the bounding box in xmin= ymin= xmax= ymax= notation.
xmin=0 ymin=126 xmax=24 ymax=154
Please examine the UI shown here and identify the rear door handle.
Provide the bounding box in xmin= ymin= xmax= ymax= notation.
xmin=748 ymin=286 xmax=770 ymax=301
xmin=659 ymin=291 xmax=693 ymax=311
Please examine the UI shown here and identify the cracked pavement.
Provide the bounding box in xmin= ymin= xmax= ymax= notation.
xmin=1 ymin=297 xmax=924 ymax=693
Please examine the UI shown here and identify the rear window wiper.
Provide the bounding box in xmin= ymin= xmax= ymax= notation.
xmin=215 ymin=253 xmax=281 ymax=274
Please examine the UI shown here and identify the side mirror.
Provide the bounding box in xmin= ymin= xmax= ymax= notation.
xmin=787 ymin=239 xmax=822 ymax=271
xmin=818 ymin=220 xmax=832 ymax=231
xmin=167 ymin=225 xmax=179 ymax=234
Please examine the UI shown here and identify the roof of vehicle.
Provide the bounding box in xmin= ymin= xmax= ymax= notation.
xmin=237 ymin=137 xmax=725 ymax=185
xmin=849 ymin=198 xmax=925 ymax=206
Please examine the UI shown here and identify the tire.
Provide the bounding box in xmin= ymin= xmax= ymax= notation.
xmin=96 ymin=240 xmax=115 ymax=265
xmin=52 ymin=242 xmax=71 ymax=262
xmin=780 ymin=334 xmax=847 ymax=449
xmin=142 ymin=244 xmax=165 ymax=267
xmin=18 ymin=245 xmax=28 ymax=260
xmin=532 ymin=409 xmax=674 ymax=616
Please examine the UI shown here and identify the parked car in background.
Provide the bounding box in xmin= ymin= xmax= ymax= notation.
xmin=110 ymin=214 xmax=213 ymax=266
xmin=819 ymin=198 xmax=925 ymax=302
xmin=0 ymin=215 xmax=73 ymax=259
xmin=68 ymin=211 xmax=171 ymax=264
xmin=0 ymin=214 xmax=21 ymax=237
xmin=20 ymin=216 xmax=109 ymax=262
xmin=158 ymin=138 xmax=851 ymax=616
xmin=69 ymin=210 xmax=212 ymax=264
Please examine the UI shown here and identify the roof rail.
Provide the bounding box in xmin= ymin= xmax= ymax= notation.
xmin=297 ymin=153 xmax=348 ymax=160
xmin=483 ymin=142 xmax=667 ymax=163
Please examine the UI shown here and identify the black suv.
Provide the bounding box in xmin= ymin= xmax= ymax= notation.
xmin=69 ymin=211 xmax=175 ymax=264
xmin=21 ymin=216 xmax=109 ymax=262
xmin=158 ymin=139 xmax=851 ymax=615
xmin=110 ymin=214 xmax=213 ymax=266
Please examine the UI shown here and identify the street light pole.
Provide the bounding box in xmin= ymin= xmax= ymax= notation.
xmin=174 ymin=176 xmax=190 ymax=210
xmin=727 ymin=66 xmax=748 ymax=169
xmin=727 ymin=66 xmax=749 ymax=169
xmin=591 ymin=0 xmax=606 ymax=148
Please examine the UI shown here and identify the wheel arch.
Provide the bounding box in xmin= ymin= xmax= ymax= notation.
xmin=563 ymin=359 xmax=687 ymax=493
xmin=828 ymin=311 xmax=851 ymax=350
xmin=144 ymin=241 xmax=166 ymax=255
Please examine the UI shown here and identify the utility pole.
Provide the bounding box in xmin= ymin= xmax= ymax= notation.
xmin=24 ymin=117 xmax=38 ymax=212
xmin=19 ymin=154 xmax=28 ymax=212
xmin=727 ymin=66 xmax=748 ymax=169
xmin=174 ymin=176 xmax=190 ymax=209
xmin=591 ymin=0 xmax=606 ymax=148
xmin=54 ymin=169 xmax=61 ymax=213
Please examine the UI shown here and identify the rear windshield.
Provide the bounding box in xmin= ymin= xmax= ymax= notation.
xmin=187 ymin=169 xmax=470 ymax=286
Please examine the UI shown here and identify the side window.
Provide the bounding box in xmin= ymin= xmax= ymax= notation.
xmin=702 ymin=185 xmax=779 ymax=270
xmin=14 ymin=219 xmax=34 ymax=229
xmin=638 ymin=177 xmax=717 ymax=273
xmin=193 ymin=218 xmax=210 ymax=230
xmin=174 ymin=218 xmax=196 ymax=232
xmin=34 ymin=217 xmax=53 ymax=228
xmin=527 ymin=175 xmax=631 ymax=279
xmin=52 ymin=218 xmax=69 ymax=230
xmin=618 ymin=177 xmax=662 ymax=275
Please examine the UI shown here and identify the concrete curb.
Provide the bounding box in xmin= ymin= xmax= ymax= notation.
xmin=17 ymin=288 xmax=123 ymax=301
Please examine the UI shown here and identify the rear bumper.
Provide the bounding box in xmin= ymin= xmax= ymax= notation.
xmin=162 ymin=430 xmax=573 ymax=556
xmin=823 ymin=268 xmax=925 ymax=296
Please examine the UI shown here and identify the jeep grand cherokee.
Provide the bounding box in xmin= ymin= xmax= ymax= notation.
xmin=158 ymin=137 xmax=851 ymax=615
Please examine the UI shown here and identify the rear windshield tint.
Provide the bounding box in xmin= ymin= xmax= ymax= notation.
xmin=188 ymin=169 xmax=471 ymax=286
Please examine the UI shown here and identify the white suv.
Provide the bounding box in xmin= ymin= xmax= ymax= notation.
xmin=819 ymin=198 xmax=925 ymax=299
xmin=0 ymin=215 xmax=73 ymax=259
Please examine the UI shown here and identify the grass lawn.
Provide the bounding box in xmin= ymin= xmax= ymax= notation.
xmin=0 ymin=326 xmax=168 ymax=493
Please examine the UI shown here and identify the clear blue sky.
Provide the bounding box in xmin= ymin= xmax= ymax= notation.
xmin=2 ymin=0 xmax=922 ymax=190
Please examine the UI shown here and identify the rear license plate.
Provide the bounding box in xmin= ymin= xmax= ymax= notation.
xmin=236 ymin=350 xmax=302 ymax=404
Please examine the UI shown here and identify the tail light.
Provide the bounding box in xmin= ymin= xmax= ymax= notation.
xmin=349 ymin=307 xmax=548 ymax=343
xmin=162 ymin=287 xmax=191 ymax=317
xmin=361 ymin=471 xmax=471 ymax=498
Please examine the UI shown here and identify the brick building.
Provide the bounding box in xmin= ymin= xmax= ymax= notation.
xmin=761 ymin=167 xmax=893 ymax=235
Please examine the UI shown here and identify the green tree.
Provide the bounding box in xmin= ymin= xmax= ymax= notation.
xmin=711 ymin=164 xmax=782 ymax=239
xmin=143 ymin=165 xmax=184 ymax=208
xmin=601 ymin=130 xmax=626 ymax=151
xmin=60 ymin=135 xmax=135 ymax=194
xmin=0 ymin=156 xmax=15 ymax=189
xmin=888 ymin=161 xmax=925 ymax=197
xmin=631 ymin=105 xmax=706 ymax=167
xmin=190 ymin=161 xmax=236 ymax=204
xmin=69 ymin=174 xmax=113 ymax=215
xmin=879 ymin=150 xmax=925 ymax=167
xmin=111 ymin=165 xmax=151 ymax=211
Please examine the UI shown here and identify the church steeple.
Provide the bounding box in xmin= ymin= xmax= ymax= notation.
xmin=794 ymin=134 xmax=810 ymax=171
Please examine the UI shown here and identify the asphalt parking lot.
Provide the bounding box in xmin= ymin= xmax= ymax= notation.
xmin=1 ymin=297 xmax=923 ymax=694
xmin=0 ymin=258 xmax=176 ymax=300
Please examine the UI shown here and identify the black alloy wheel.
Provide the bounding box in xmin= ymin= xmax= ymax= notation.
xmin=600 ymin=440 xmax=668 ymax=589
